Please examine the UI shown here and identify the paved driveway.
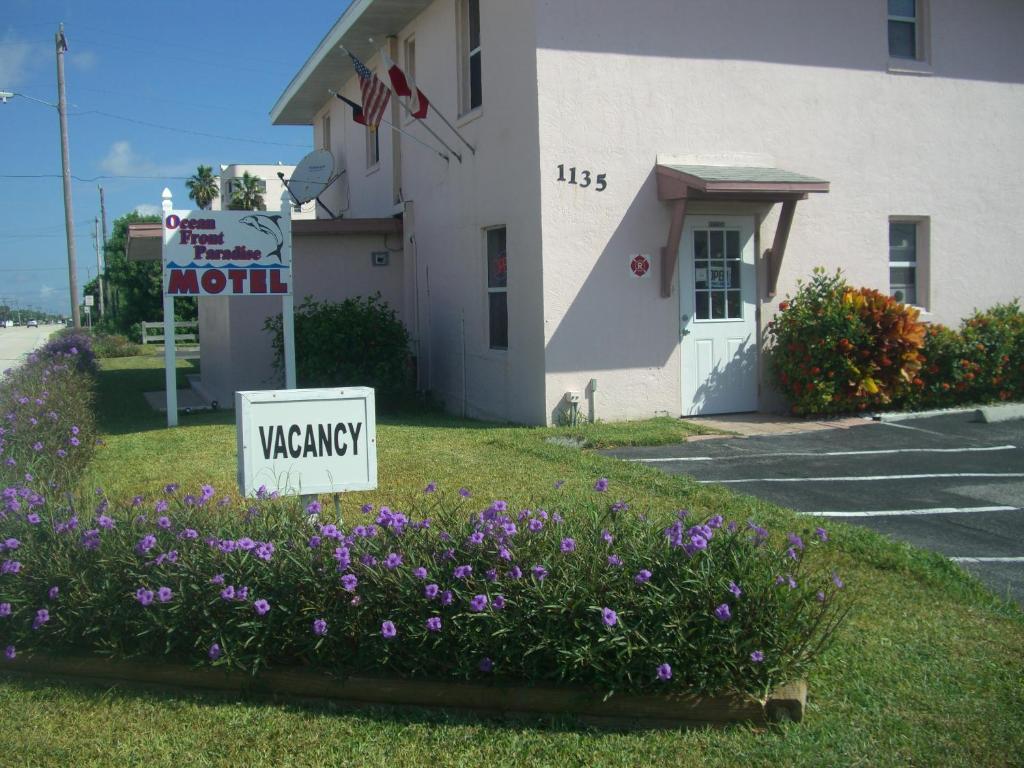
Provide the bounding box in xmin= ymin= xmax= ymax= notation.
xmin=603 ymin=412 xmax=1024 ymax=606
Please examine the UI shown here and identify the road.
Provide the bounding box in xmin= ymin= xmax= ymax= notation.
xmin=603 ymin=413 xmax=1024 ymax=606
xmin=0 ymin=325 xmax=54 ymax=371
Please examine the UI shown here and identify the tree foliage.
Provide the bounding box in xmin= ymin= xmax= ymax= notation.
xmin=185 ymin=165 xmax=220 ymax=210
xmin=228 ymin=172 xmax=266 ymax=211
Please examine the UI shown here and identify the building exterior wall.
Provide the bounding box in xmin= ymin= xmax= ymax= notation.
xmin=197 ymin=232 xmax=406 ymax=406
xmin=309 ymin=0 xmax=547 ymax=423
xmin=534 ymin=0 xmax=1024 ymax=422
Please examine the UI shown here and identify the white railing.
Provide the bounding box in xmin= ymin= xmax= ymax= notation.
xmin=141 ymin=321 xmax=198 ymax=345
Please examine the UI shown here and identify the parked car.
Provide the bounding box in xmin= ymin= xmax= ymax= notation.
xmin=27 ymin=319 xmax=38 ymax=328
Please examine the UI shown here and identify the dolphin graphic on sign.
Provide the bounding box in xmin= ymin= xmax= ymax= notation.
xmin=240 ymin=214 xmax=285 ymax=262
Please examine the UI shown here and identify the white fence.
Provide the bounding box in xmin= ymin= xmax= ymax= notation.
xmin=141 ymin=321 xmax=198 ymax=346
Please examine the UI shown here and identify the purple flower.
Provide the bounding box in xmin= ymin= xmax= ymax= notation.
xmin=601 ymin=607 xmax=618 ymax=627
xmin=3 ymin=538 xmax=19 ymax=550
xmin=425 ymin=616 xmax=442 ymax=632
xmin=610 ymin=500 xmax=628 ymax=513
xmin=97 ymin=515 xmax=115 ymax=530
xmin=27 ymin=513 xmax=40 ymax=525
xmin=458 ymin=487 xmax=471 ymax=498
xmin=208 ymin=643 xmax=222 ymax=660
xmin=479 ymin=657 xmax=494 ymax=673
xmin=594 ymin=478 xmax=609 ymax=492
xmin=0 ymin=603 xmax=10 ymax=617
xmin=424 ymin=482 xmax=437 ymax=494
xmin=506 ymin=565 xmax=523 ymax=580
xmin=469 ymin=594 xmax=488 ymax=612
xmin=817 ymin=590 xmax=827 ymax=602
xmin=832 ymin=572 xmax=845 ymax=589
xmin=136 ymin=535 xmax=157 ymax=555
xmin=340 ymin=573 xmax=358 ymax=592
xmin=308 ymin=535 xmax=322 ymax=549
xmin=787 ymin=532 xmax=805 ymax=551
xmin=485 ymin=568 xmax=498 ymax=582
xmin=220 ymin=585 xmax=236 ymax=601
xmin=453 ymin=564 xmax=472 ymax=579
xmin=381 ymin=620 xmax=397 ymax=639
xmin=157 ymin=516 xmax=172 ymax=530
xmin=253 ymin=599 xmax=270 ymax=616
xmin=554 ymin=480 xmax=565 ymax=489
xmin=492 ymin=594 xmax=506 ymax=610
xmin=424 ymin=583 xmax=439 ymax=600
xmin=528 ymin=519 xmax=544 ymax=533
xmin=714 ymin=603 xmax=732 ymax=622
xmin=384 ymin=552 xmax=403 ymax=570
xmin=607 ymin=554 xmax=623 ymax=567
xmin=312 ymin=618 xmax=328 ymax=636
xmin=32 ymin=608 xmax=49 ymax=629
xmin=155 ymin=499 xmax=169 ymax=514
xmin=306 ymin=500 xmax=322 ymax=515
xmin=255 ymin=542 xmax=275 ymax=562
xmin=440 ymin=590 xmax=454 ymax=606
xmin=136 ymin=588 xmax=154 ymax=606
xmin=467 ymin=531 xmax=485 ymax=545
xmin=728 ymin=581 xmax=742 ymax=598
xmin=601 ymin=530 xmax=613 ymax=545
xmin=48 ymin=586 xmax=59 ymax=601
xmin=413 ymin=567 xmax=428 ymax=580
xmin=750 ymin=650 xmax=765 ymax=663
xmin=531 ymin=565 xmax=548 ymax=581
xmin=815 ymin=526 xmax=829 ymax=542
xmin=237 ymin=537 xmax=256 ymax=551
xmin=634 ymin=569 xmax=652 ymax=585
xmin=210 ymin=574 xmax=225 ymax=585
xmin=156 ymin=586 xmax=172 ymax=603
xmin=4 ymin=644 xmax=15 ymax=660
xmin=657 ymin=663 xmax=672 ymax=681
xmin=236 ymin=586 xmax=249 ymax=601
xmin=560 ymin=537 xmax=576 ymax=553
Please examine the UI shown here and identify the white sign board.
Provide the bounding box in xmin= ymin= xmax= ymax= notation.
xmin=162 ymin=209 xmax=292 ymax=297
xmin=235 ymin=387 xmax=377 ymax=497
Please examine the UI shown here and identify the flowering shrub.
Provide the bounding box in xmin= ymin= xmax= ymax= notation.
xmin=0 ymin=480 xmax=848 ymax=697
xmin=0 ymin=338 xmax=97 ymax=489
xmin=766 ymin=270 xmax=926 ymax=415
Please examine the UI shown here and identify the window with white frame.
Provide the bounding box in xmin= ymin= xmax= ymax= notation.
xmin=459 ymin=0 xmax=482 ymax=114
xmin=366 ymin=125 xmax=380 ymax=169
xmin=889 ymin=218 xmax=928 ymax=307
xmin=486 ymin=226 xmax=507 ymax=350
xmin=888 ymin=0 xmax=926 ymax=60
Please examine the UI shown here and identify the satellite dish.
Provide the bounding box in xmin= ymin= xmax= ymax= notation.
xmin=288 ymin=149 xmax=335 ymax=205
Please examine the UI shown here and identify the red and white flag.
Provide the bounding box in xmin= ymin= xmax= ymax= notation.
xmin=347 ymin=52 xmax=390 ymax=131
xmin=381 ymin=50 xmax=430 ymax=120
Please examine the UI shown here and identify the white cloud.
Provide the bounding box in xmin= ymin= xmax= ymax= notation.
xmin=39 ymin=284 xmax=55 ymax=299
xmin=100 ymin=141 xmax=153 ymax=175
xmin=0 ymin=34 xmax=35 ymax=88
xmin=133 ymin=203 xmax=160 ymax=216
xmin=70 ymin=49 xmax=98 ymax=72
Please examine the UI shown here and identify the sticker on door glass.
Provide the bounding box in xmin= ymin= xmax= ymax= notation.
xmin=709 ymin=267 xmax=729 ymax=289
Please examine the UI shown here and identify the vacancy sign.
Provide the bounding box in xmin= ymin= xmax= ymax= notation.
xmin=235 ymin=388 xmax=377 ymax=497
xmin=162 ymin=210 xmax=292 ymax=296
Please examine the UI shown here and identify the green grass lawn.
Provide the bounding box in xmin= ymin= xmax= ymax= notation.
xmin=2 ymin=355 xmax=1022 ymax=767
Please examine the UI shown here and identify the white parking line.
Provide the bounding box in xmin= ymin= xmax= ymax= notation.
xmin=800 ymin=505 xmax=1018 ymax=518
xmin=699 ymin=472 xmax=1024 ymax=484
xmin=632 ymin=445 xmax=1017 ymax=463
xmin=951 ymin=557 xmax=1024 ymax=563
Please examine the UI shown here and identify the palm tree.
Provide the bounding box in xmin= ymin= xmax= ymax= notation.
xmin=228 ymin=172 xmax=266 ymax=211
xmin=185 ymin=165 xmax=219 ymax=210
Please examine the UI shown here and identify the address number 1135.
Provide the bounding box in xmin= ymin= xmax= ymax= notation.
xmin=556 ymin=165 xmax=607 ymax=191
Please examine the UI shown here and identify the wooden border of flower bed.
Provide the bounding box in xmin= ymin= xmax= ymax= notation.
xmin=2 ymin=655 xmax=806 ymax=729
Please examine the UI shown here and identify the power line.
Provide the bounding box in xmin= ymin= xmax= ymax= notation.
xmin=70 ymin=109 xmax=310 ymax=148
xmin=0 ymin=173 xmax=191 ymax=182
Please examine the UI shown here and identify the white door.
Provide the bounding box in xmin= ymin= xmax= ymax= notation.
xmin=680 ymin=216 xmax=758 ymax=415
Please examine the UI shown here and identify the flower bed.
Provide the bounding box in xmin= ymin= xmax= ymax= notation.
xmin=0 ymin=334 xmax=97 ymax=490
xmin=0 ymin=479 xmax=848 ymax=705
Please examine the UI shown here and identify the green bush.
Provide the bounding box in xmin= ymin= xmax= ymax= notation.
xmin=264 ymin=295 xmax=413 ymax=408
xmin=0 ymin=482 xmax=848 ymax=698
xmin=91 ymin=333 xmax=143 ymax=359
xmin=765 ymin=269 xmax=925 ymax=415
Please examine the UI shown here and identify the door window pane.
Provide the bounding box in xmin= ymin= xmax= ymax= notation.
xmin=709 ymin=230 xmax=724 ymax=260
xmin=695 ymin=292 xmax=709 ymax=321
xmin=727 ymin=290 xmax=742 ymax=319
xmin=711 ymin=292 xmax=726 ymax=320
xmin=488 ymin=292 xmax=507 ymax=350
xmin=694 ymin=230 xmax=707 ymax=259
xmin=726 ymin=230 xmax=739 ymax=259
xmin=487 ymin=228 xmax=506 ymax=288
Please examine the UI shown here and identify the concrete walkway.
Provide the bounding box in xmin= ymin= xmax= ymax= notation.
xmin=683 ymin=412 xmax=871 ymax=438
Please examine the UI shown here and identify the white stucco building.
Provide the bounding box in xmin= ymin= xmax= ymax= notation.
xmin=211 ymin=163 xmax=316 ymax=219
xmin=262 ymin=0 xmax=1023 ymax=425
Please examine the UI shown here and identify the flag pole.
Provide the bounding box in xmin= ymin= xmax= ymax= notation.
xmin=392 ymin=96 xmax=463 ymax=163
xmin=339 ymin=45 xmax=462 ymax=164
xmin=329 ymin=89 xmax=450 ymax=163
xmin=428 ymin=106 xmax=475 ymax=155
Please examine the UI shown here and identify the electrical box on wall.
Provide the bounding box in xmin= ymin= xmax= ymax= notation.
xmin=372 ymin=252 xmax=389 ymax=267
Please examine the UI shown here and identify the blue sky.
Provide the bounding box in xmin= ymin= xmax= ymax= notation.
xmin=0 ymin=0 xmax=350 ymax=315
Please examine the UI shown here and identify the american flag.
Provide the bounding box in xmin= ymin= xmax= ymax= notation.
xmin=348 ymin=52 xmax=390 ymax=131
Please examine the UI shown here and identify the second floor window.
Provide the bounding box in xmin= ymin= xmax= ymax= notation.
xmin=460 ymin=0 xmax=482 ymax=114
xmin=888 ymin=0 xmax=920 ymax=59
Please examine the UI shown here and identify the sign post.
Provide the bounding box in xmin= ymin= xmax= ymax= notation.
xmin=160 ymin=189 xmax=296 ymax=427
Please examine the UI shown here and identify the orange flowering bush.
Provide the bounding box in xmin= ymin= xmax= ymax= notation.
xmin=766 ymin=269 xmax=926 ymax=415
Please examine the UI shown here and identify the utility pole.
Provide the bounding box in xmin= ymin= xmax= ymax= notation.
xmin=98 ymin=185 xmax=108 ymax=318
xmin=93 ymin=218 xmax=105 ymax=318
xmin=56 ymin=23 xmax=80 ymax=329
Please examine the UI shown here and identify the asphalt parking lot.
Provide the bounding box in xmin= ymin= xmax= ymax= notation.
xmin=603 ymin=412 xmax=1024 ymax=606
